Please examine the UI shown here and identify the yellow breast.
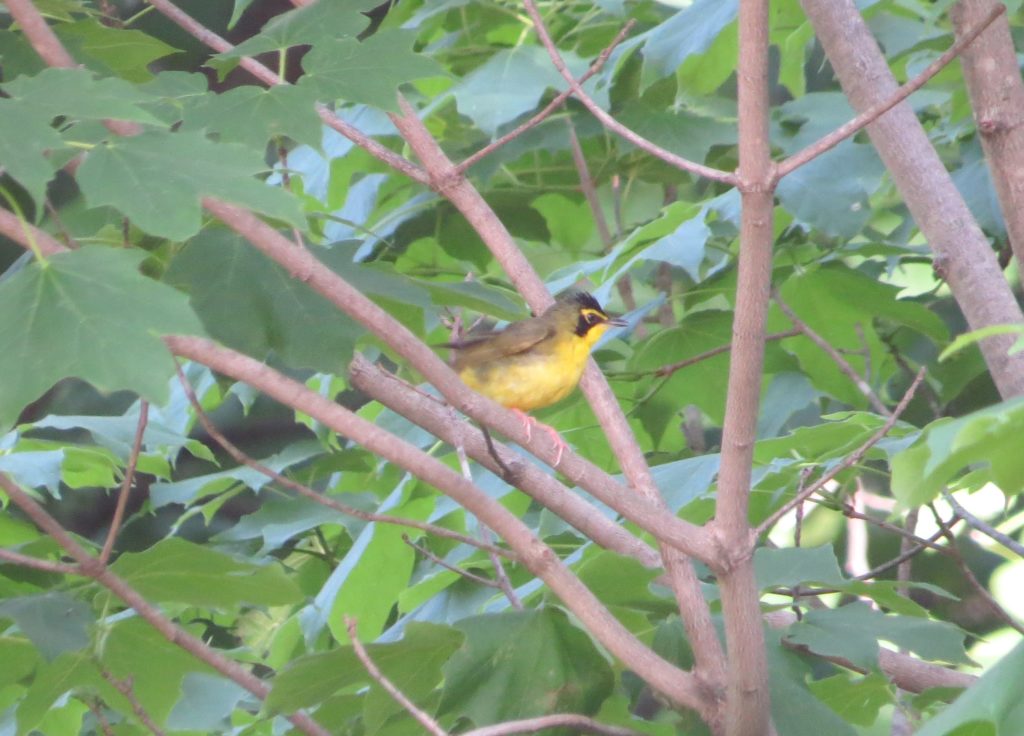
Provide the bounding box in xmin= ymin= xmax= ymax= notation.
xmin=458 ymin=331 xmax=595 ymax=411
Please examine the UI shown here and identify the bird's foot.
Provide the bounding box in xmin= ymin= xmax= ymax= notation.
xmin=511 ymin=409 xmax=568 ymax=466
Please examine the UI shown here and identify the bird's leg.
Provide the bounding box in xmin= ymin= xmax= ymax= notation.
xmin=510 ymin=409 xmax=568 ymax=466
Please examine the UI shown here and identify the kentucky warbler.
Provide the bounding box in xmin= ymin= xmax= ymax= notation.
xmin=446 ymin=291 xmax=626 ymax=463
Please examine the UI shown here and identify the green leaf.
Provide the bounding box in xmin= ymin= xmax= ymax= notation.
xmin=322 ymin=504 xmax=426 ymax=643
xmin=640 ymin=0 xmax=738 ymax=87
xmin=299 ymin=30 xmax=446 ymax=112
xmin=786 ymin=602 xmax=969 ymax=670
xmin=182 ymin=84 xmax=323 ymax=150
xmin=109 ymin=537 xmax=303 ymax=608
xmin=101 ymin=617 xmax=216 ymax=724
xmin=0 ymin=247 xmax=206 ymax=430
xmin=776 ymin=142 xmax=884 ymax=238
xmin=218 ymin=0 xmax=380 ymax=58
xmin=214 ymin=495 xmax=351 ymax=556
xmin=807 ymin=672 xmax=893 ymax=727
xmin=754 ymin=545 xmax=846 ymax=589
xmin=0 ymin=637 xmax=40 ymax=688
xmin=0 ymin=100 xmax=62 ymax=206
xmin=163 ymin=230 xmax=364 ymax=373
xmin=149 ymin=440 xmax=322 ymax=507
xmin=778 ymin=265 xmax=947 ymax=406
xmin=616 ymin=107 xmax=737 ymax=165
xmin=0 ymin=592 xmax=91 ymax=661
xmin=2 ymin=67 xmax=163 ymax=125
xmin=451 ymin=46 xmax=600 ymax=136
xmin=268 ymin=622 xmax=463 ymax=711
xmin=891 ymin=396 xmax=1024 ymax=506
xmin=55 ymin=20 xmax=179 ymax=82
xmin=166 ymin=673 xmax=248 ymax=731
xmin=438 ymin=608 xmax=614 ymax=725
xmin=767 ymin=636 xmax=858 ymax=736
xmin=77 ymin=130 xmax=304 ymax=240
xmin=938 ymin=324 xmax=1024 ymax=362
xmin=917 ymin=638 xmax=1024 ymax=736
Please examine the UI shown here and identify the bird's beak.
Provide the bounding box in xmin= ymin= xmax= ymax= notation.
xmin=607 ymin=315 xmax=628 ymax=327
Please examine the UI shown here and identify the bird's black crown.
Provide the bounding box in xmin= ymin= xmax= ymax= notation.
xmin=562 ymin=291 xmax=603 ymax=313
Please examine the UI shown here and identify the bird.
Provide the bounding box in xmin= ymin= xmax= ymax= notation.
xmin=445 ymin=291 xmax=626 ymax=464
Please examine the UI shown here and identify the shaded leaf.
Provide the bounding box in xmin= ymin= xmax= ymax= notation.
xmin=916 ymin=638 xmax=1024 ymax=736
xmin=268 ymin=622 xmax=463 ymax=711
xmin=78 ymin=130 xmax=304 ymax=240
xmin=164 ymin=230 xmax=364 ymax=373
xmin=451 ymin=46 xmax=602 ymax=136
xmin=182 ymin=84 xmax=323 ymax=150
xmin=0 ymin=592 xmax=91 ymax=661
xmin=787 ymin=602 xmax=969 ymax=670
xmin=109 ymin=537 xmax=303 ymax=607
xmin=891 ymin=396 xmax=1024 ymax=506
xmin=0 ymin=247 xmax=205 ymax=429
xmin=754 ymin=545 xmax=846 ymax=590
xmin=219 ymin=0 xmax=379 ymax=59
xmin=299 ymin=31 xmax=445 ymax=112
xmin=56 ymin=20 xmax=179 ymax=82
xmin=640 ymin=0 xmax=739 ymax=86
xmin=0 ymin=100 xmax=62 ymax=206
xmin=2 ymin=67 xmax=163 ymax=124
xmin=439 ymin=608 xmax=614 ymax=725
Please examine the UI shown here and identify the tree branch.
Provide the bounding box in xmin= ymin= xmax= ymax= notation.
xmin=776 ymin=2 xmax=1005 ymax=179
xmin=800 ymin=0 xmax=1024 ymax=398
xmin=755 ymin=368 xmax=926 ymax=538
xmin=455 ymin=20 xmax=637 ymax=175
xmin=711 ymin=0 xmax=775 ymax=730
xmin=0 ymin=472 xmax=332 ymax=736
xmin=345 ymin=617 xmax=449 ymax=736
xmin=523 ymin=0 xmax=736 ymax=186
xmin=175 ymin=364 xmax=514 ymax=559
xmin=167 ymin=335 xmax=711 ymax=716
xmin=100 ymin=401 xmax=148 ymax=565
xmin=348 ymin=354 xmax=661 ymax=568
xmin=772 ymin=291 xmax=890 ymax=416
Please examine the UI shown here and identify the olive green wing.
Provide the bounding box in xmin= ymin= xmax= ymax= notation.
xmin=446 ymin=318 xmax=555 ymax=369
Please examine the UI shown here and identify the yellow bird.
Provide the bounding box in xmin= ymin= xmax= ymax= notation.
xmin=446 ymin=291 xmax=626 ymax=463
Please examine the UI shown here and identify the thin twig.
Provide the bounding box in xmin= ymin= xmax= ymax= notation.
xmin=455 ymin=444 xmax=522 ymax=608
xmin=773 ymin=290 xmax=891 ymax=416
xmin=775 ymin=2 xmax=1006 ymax=179
xmin=464 ymin=714 xmax=644 ymax=736
xmin=345 ymin=617 xmax=449 ymax=736
xmin=941 ymin=489 xmax=1024 ymax=557
xmin=654 ymin=329 xmax=801 ymax=377
xmin=174 ymin=365 xmax=514 ymax=559
xmin=835 ymin=501 xmax=955 ymax=557
xmin=100 ymin=669 xmax=167 ymax=736
xmin=143 ymin=0 xmax=428 ymax=182
xmin=854 ymin=526 xmax=949 ymax=582
xmin=897 ymin=508 xmax=919 ymax=597
xmin=402 ymin=534 xmax=501 ymax=589
xmin=523 ymin=0 xmax=737 ymax=185
xmin=0 ymin=547 xmax=79 ymax=574
xmin=455 ymin=20 xmax=637 ymax=174
xmin=317 ymin=105 xmax=430 ymax=184
xmin=567 ymin=120 xmax=613 ymax=246
xmin=0 ymin=472 xmax=331 ymax=736
xmin=145 ymin=0 xmax=278 ymax=85
xmin=86 ymin=699 xmax=116 ymax=736
xmin=100 ymin=401 xmax=148 ymax=565
xmin=928 ymin=503 xmax=1024 ymax=635
xmin=755 ymin=367 xmax=926 ymax=537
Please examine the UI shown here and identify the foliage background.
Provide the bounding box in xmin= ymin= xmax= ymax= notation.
xmin=1 ymin=0 xmax=1024 ymax=734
